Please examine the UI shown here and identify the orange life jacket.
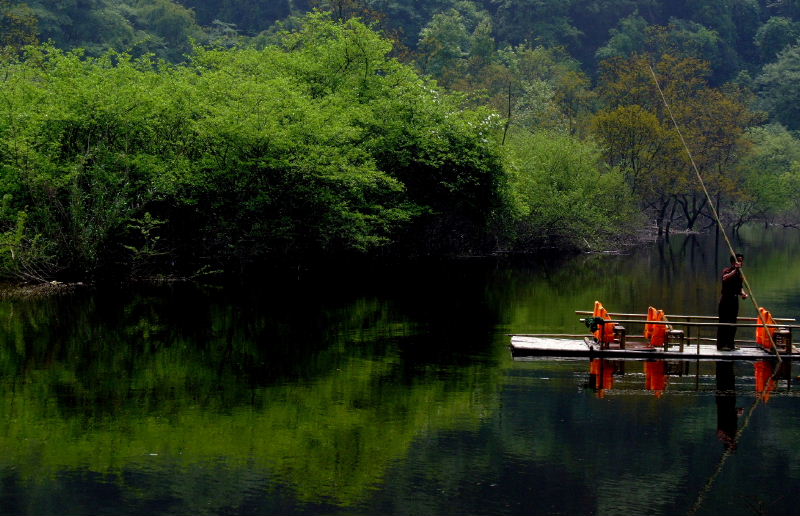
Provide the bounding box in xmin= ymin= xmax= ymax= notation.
xmin=650 ymin=309 xmax=667 ymax=347
xmin=592 ymin=301 xmax=615 ymax=343
xmin=756 ymin=308 xmax=776 ymax=349
xmin=644 ymin=306 xmax=657 ymax=339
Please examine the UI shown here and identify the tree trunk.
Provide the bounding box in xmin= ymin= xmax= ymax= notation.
xmin=677 ymin=193 xmax=708 ymax=231
xmin=665 ymin=201 xmax=678 ymax=234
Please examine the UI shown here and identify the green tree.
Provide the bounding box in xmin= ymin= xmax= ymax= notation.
xmin=594 ymin=53 xmax=756 ymax=232
xmin=684 ymin=0 xmax=737 ymax=49
xmin=755 ymin=16 xmax=800 ymax=62
xmin=670 ymin=86 xmax=757 ymax=230
xmin=492 ymin=0 xmax=581 ymax=50
xmin=568 ymin=0 xmax=659 ymax=64
xmin=756 ymin=44 xmax=800 ymax=130
xmin=15 ymin=0 xmax=205 ymax=61
xmin=133 ymin=0 xmax=203 ymax=61
xmin=779 ymin=161 xmax=800 ymax=227
xmin=649 ymin=19 xmax=736 ymax=82
xmin=730 ymin=124 xmax=800 ymax=228
xmin=178 ymin=0 xmax=291 ymax=34
xmin=0 ymin=0 xmax=38 ymax=53
xmin=764 ymin=0 xmax=800 ymax=18
xmin=730 ymin=0 xmax=763 ymax=67
xmin=503 ymin=130 xmax=640 ymax=250
xmin=0 ymin=14 xmax=509 ymax=280
xmin=359 ymin=0 xmax=453 ymax=49
xmin=22 ymin=0 xmax=136 ymax=55
xmin=416 ymin=1 xmax=493 ymax=86
xmin=597 ymin=17 xmax=739 ymax=84
xmin=467 ymin=45 xmax=594 ymax=139
xmin=595 ymin=13 xmax=649 ymax=62
xmin=591 ymin=104 xmax=684 ymax=234
xmin=417 ymin=8 xmax=470 ymax=80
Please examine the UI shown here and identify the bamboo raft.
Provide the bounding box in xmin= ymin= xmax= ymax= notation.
xmin=510 ymin=304 xmax=798 ymax=361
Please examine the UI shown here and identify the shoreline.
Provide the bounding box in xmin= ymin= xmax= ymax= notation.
xmin=0 ymin=229 xmax=716 ymax=299
xmin=0 ymin=281 xmax=88 ymax=299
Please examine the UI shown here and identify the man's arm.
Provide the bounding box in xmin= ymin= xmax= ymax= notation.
xmin=722 ymin=267 xmax=739 ymax=281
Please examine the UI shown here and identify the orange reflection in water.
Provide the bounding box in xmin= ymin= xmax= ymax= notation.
xmin=644 ymin=360 xmax=667 ymax=398
xmin=589 ymin=359 xmax=617 ymax=398
xmin=753 ymin=359 xmax=792 ymax=402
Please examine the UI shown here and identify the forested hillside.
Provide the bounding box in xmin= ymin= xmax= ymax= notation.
xmin=2 ymin=0 xmax=800 ymax=281
xmin=9 ymin=1 xmax=800 ymax=79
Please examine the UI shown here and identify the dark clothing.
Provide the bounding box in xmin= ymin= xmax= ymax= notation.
xmin=717 ymin=265 xmax=743 ymax=350
xmin=720 ymin=265 xmax=743 ymax=298
xmin=717 ymin=296 xmax=739 ymax=349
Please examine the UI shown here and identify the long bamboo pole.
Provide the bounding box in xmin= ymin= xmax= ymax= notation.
xmin=647 ymin=64 xmax=782 ymax=363
xmin=647 ymin=65 xmax=785 ymax=516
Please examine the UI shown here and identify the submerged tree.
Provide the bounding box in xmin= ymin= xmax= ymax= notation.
xmin=593 ymin=53 xmax=756 ymax=233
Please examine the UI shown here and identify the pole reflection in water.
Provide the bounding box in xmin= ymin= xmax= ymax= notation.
xmin=689 ymin=359 xmax=794 ymax=515
xmin=715 ymin=361 xmax=737 ymax=451
xmin=576 ymin=354 xmax=799 ymax=516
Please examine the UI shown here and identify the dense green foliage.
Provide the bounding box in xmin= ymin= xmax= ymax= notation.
xmin=732 ymin=124 xmax=800 ymax=228
xmin=0 ymin=15 xmax=512 ymax=280
xmin=159 ymin=0 xmax=796 ymax=82
xmin=7 ymin=1 xmax=800 ymax=95
xmin=2 ymin=1 xmax=800 ymax=281
xmin=504 ymin=130 xmax=639 ymax=250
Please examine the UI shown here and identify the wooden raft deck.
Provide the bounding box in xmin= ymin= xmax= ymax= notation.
xmin=510 ymin=335 xmax=790 ymax=361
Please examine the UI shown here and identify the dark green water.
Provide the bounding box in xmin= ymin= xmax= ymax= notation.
xmin=2 ymin=228 xmax=800 ymax=515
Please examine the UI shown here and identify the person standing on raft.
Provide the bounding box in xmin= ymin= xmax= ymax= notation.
xmin=717 ymin=253 xmax=748 ymax=351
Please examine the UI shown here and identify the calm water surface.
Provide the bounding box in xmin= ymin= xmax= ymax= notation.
xmin=2 ymin=228 xmax=800 ymax=515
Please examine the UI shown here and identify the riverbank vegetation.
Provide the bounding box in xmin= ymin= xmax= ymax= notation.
xmin=2 ymin=1 xmax=800 ymax=282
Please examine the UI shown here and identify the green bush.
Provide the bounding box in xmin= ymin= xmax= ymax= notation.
xmin=503 ymin=129 xmax=641 ymax=251
xmin=0 ymin=14 xmax=506 ymax=280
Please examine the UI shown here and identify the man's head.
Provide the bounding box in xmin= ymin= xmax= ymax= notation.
xmin=729 ymin=253 xmax=744 ymax=264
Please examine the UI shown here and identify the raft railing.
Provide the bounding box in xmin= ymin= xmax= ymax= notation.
xmin=574 ymin=311 xmax=795 ymax=322
xmin=573 ymin=311 xmax=798 ymax=354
